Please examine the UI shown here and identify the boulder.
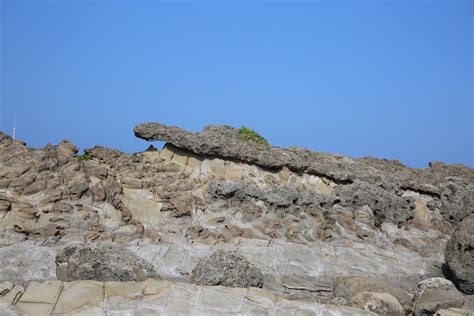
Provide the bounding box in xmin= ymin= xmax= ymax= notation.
xmin=350 ymin=291 xmax=404 ymax=316
xmin=412 ymin=277 xmax=465 ymax=316
xmin=55 ymin=244 xmax=158 ymax=282
xmin=332 ymin=276 xmax=412 ymax=312
xmin=191 ymin=250 xmax=264 ymax=288
xmin=445 ymin=214 xmax=474 ymax=294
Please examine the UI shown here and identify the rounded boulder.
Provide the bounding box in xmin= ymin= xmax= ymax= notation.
xmin=191 ymin=250 xmax=264 ymax=288
xmin=445 ymin=214 xmax=474 ymax=294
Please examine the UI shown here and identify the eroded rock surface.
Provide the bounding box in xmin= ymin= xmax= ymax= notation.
xmin=445 ymin=214 xmax=474 ymax=294
xmin=0 ymin=125 xmax=472 ymax=315
xmin=413 ymin=278 xmax=466 ymax=316
xmin=56 ymin=244 xmax=158 ymax=282
xmin=0 ymin=280 xmax=376 ymax=316
xmin=191 ymin=250 xmax=264 ymax=288
xmin=134 ymin=123 xmax=474 ymax=225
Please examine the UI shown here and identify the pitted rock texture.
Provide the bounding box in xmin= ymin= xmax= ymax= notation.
xmin=445 ymin=214 xmax=474 ymax=294
xmin=56 ymin=244 xmax=158 ymax=282
xmin=134 ymin=123 xmax=474 ymax=225
xmin=191 ymin=250 xmax=264 ymax=288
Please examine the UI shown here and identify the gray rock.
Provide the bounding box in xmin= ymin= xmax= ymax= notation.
xmin=191 ymin=250 xmax=264 ymax=288
xmin=412 ymin=277 xmax=465 ymax=316
xmin=0 ymin=243 xmax=56 ymax=285
xmin=55 ymin=244 xmax=158 ymax=282
xmin=445 ymin=214 xmax=474 ymax=294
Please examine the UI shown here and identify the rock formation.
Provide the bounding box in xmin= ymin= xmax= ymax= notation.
xmin=0 ymin=123 xmax=472 ymax=315
xmin=191 ymin=250 xmax=264 ymax=288
xmin=445 ymin=214 xmax=474 ymax=294
xmin=56 ymin=244 xmax=159 ymax=282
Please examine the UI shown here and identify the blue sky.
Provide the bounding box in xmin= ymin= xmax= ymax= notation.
xmin=1 ymin=0 xmax=473 ymax=168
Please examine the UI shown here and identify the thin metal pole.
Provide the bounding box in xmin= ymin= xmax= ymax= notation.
xmin=12 ymin=115 xmax=16 ymax=140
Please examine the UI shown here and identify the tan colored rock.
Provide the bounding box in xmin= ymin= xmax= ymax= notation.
xmin=165 ymin=162 xmax=186 ymax=173
xmin=413 ymin=278 xmax=465 ymax=316
xmin=121 ymin=177 xmax=143 ymax=189
xmin=90 ymin=183 xmax=106 ymax=202
xmin=351 ymin=291 xmax=403 ymax=316
xmin=435 ymin=308 xmax=474 ymax=316
xmin=333 ymin=276 xmax=412 ymax=312
xmin=105 ymin=281 xmax=144 ymax=299
xmin=82 ymin=160 xmax=108 ymax=179
xmin=0 ymin=284 xmax=24 ymax=307
xmin=52 ymin=280 xmax=104 ymax=314
xmin=209 ymin=158 xmax=227 ymax=178
xmin=159 ymin=144 xmax=174 ymax=161
xmin=14 ymin=301 xmax=53 ymax=315
xmin=18 ymin=280 xmax=62 ymax=304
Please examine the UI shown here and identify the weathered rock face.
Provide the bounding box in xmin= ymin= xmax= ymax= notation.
xmin=0 ymin=243 xmax=56 ymax=286
xmin=445 ymin=214 xmax=474 ymax=294
xmin=134 ymin=122 xmax=474 ymax=226
xmin=332 ymin=276 xmax=412 ymax=313
xmin=412 ymin=278 xmax=465 ymax=316
xmin=56 ymin=244 xmax=158 ymax=282
xmin=0 ymin=125 xmax=472 ymax=315
xmin=0 ymin=279 xmax=377 ymax=315
xmin=191 ymin=250 xmax=264 ymax=288
xmin=350 ymin=291 xmax=404 ymax=316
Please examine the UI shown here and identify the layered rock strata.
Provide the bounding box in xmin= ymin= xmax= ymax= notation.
xmin=0 ymin=124 xmax=472 ymax=315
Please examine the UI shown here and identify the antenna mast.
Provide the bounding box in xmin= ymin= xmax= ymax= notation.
xmin=12 ymin=115 xmax=16 ymax=140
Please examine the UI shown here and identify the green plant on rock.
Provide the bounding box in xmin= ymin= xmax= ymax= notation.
xmin=78 ymin=154 xmax=93 ymax=161
xmin=238 ymin=127 xmax=269 ymax=146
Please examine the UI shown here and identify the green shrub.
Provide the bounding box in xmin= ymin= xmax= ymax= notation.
xmin=238 ymin=127 xmax=269 ymax=146
xmin=78 ymin=154 xmax=93 ymax=161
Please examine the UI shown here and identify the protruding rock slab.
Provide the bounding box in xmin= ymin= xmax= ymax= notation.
xmin=191 ymin=250 xmax=264 ymax=288
xmin=55 ymin=244 xmax=159 ymax=282
xmin=134 ymin=122 xmax=474 ymax=226
xmin=445 ymin=214 xmax=474 ymax=294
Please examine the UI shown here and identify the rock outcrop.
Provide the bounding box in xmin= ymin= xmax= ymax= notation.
xmin=412 ymin=278 xmax=466 ymax=316
xmin=445 ymin=214 xmax=474 ymax=294
xmin=134 ymin=122 xmax=474 ymax=226
xmin=55 ymin=244 xmax=158 ymax=282
xmin=191 ymin=250 xmax=264 ymax=288
xmin=0 ymin=124 xmax=472 ymax=315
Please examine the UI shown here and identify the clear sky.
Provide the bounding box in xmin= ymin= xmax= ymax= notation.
xmin=1 ymin=0 xmax=473 ymax=168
